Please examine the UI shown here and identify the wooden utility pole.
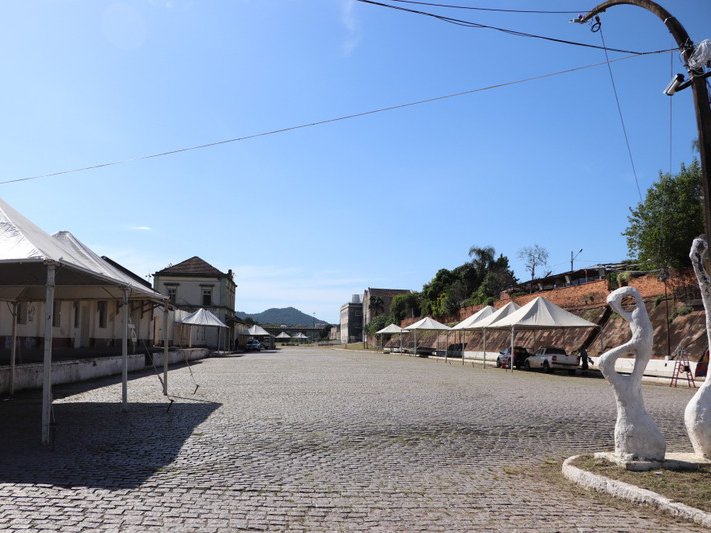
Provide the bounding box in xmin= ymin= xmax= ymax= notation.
xmin=576 ymin=1 xmax=711 ymax=236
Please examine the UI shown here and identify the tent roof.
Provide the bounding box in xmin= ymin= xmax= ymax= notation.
xmin=292 ymin=332 xmax=308 ymax=339
xmin=452 ymin=305 xmax=495 ymax=330
xmin=405 ymin=316 xmax=451 ymax=331
xmin=276 ymin=332 xmax=291 ymax=339
xmin=180 ymin=308 xmax=228 ymax=328
xmin=248 ymin=324 xmax=271 ymax=336
xmin=0 ymin=198 xmax=166 ymax=302
xmin=468 ymin=302 xmax=520 ymax=329
xmin=490 ymin=297 xmax=597 ymax=329
xmin=376 ymin=323 xmax=406 ymax=334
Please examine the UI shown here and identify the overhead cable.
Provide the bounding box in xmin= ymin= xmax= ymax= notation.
xmin=390 ymin=0 xmax=587 ymax=15
xmin=356 ymin=0 xmax=674 ymax=56
xmin=0 ymin=54 xmax=645 ymax=186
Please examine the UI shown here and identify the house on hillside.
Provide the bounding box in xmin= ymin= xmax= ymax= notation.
xmin=153 ymin=256 xmax=246 ymax=348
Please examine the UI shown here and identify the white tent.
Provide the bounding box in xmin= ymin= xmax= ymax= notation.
xmin=451 ymin=306 xmax=494 ymax=364
xmin=405 ymin=317 xmax=451 ymax=358
xmin=451 ymin=306 xmax=494 ymax=330
xmin=467 ymin=302 xmax=520 ymax=367
xmin=0 ymin=198 xmax=168 ymax=444
xmin=375 ymin=323 xmax=407 ymax=352
xmin=248 ymin=324 xmax=271 ymax=337
xmin=489 ymin=297 xmax=598 ymax=371
xmin=276 ymin=331 xmax=291 ymax=340
xmin=180 ymin=308 xmax=228 ymax=350
xmin=292 ymin=332 xmax=308 ymax=342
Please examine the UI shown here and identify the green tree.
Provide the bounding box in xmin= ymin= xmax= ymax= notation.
xmin=368 ymin=295 xmax=385 ymax=317
xmin=623 ymin=161 xmax=703 ymax=269
xmin=365 ymin=313 xmax=391 ymax=337
xmin=390 ymin=292 xmax=420 ymax=323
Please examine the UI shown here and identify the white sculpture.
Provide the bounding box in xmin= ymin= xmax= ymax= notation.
xmin=598 ymin=286 xmax=666 ymax=461
xmin=686 ymin=237 xmax=711 ymax=458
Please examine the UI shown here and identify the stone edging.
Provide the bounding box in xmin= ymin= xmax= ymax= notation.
xmin=562 ymin=455 xmax=711 ymax=529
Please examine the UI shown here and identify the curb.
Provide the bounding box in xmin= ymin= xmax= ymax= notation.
xmin=562 ymin=455 xmax=711 ymax=528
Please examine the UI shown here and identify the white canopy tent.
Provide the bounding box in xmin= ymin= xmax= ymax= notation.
xmin=276 ymin=331 xmax=291 ymax=340
xmin=375 ymin=323 xmax=407 ymax=352
xmin=180 ymin=308 xmax=228 ymax=350
xmin=452 ymin=306 xmax=494 ymax=365
xmin=248 ymin=324 xmax=271 ymax=337
xmin=405 ymin=316 xmax=451 ymax=358
xmin=490 ymin=297 xmax=598 ymax=371
xmin=467 ymin=302 xmax=520 ymax=367
xmin=0 ymin=198 xmax=169 ymax=445
xmin=292 ymin=332 xmax=308 ymax=342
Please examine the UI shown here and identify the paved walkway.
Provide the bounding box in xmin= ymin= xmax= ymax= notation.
xmin=0 ymin=347 xmax=704 ymax=531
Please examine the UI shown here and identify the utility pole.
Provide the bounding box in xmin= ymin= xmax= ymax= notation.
xmin=576 ymin=1 xmax=711 ymax=236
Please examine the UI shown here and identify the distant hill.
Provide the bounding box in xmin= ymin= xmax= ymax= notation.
xmin=237 ymin=307 xmax=329 ymax=326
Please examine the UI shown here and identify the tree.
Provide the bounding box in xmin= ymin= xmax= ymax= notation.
xmin=518 ymin=245 xmax=549 ymax=282
xmin=365 ymin=313 xmax=391 ymax=337
xmin=623 ymin=161 xmax=703 ymax=269
xmin=368 ymin=295 xmax=385 ymax=317
xmin=390 ymin=292 xmax=420 ymax=323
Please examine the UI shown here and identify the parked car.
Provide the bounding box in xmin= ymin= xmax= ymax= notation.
xmin=525 ymin=346 xmax=579 ymax=374
xmin=246 ymin=339 xmax=262 ymax=351
xmin=496 ymin=346 xmax=531 ymax=369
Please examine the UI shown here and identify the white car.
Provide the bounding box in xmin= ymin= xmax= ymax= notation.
xmin=524 ymin=347 xmax=579 ymax=374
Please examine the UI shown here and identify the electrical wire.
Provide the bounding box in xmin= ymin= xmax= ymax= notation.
xmin=389 ymin=0 xmax=588 ymax=15
xmin=596 ymin=19 xmax=643 ymax=202
xmin=0 ymin=54 xmax=647 ymax=186
xmin=356 ymin=0 xmax=675 ymax=56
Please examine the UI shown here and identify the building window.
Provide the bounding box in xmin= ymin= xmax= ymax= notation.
xmin=98 ymin=301 xmax=108 ymax=328
xmin=52 ymin=301 xmax=61 ymax=328
xmin=168 ymin=287 xmax=176 ymax=305
xmin=202 ymin=288 xmax=212 ymax=306
xmin=73 ymin=301 xmax=80 ymax=328
xmin=17 ymin=301 xmax=27 ymax=325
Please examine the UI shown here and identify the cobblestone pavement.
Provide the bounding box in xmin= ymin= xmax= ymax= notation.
xmin=0 ymin=347 xmax=705 ymax=531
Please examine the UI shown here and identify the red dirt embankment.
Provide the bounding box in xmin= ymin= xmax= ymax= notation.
xmin=397 ymin=270 xmax=708 ymax=361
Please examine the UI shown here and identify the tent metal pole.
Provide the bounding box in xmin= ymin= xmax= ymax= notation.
xmin=510 ymin=326 xmax=515 ymax=372
xmin=41 ymin=263 xmax=55 ymax=446
xmin=163 ymin=306 xmax=169 ymax=396
xmin=10 ymin=301 xmax=17 ymax=396
xmin=121 ymin=289 xmax=129 ymax=412
xmin=483 ymin=329 xmax=487 ymax=369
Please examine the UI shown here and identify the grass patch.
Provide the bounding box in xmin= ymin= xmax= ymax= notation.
xmin=572 ymin=455 xmax=711 ymax=512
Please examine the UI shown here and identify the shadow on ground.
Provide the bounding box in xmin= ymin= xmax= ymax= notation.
xmin=0 ymin=388 xmax=220 ymax=489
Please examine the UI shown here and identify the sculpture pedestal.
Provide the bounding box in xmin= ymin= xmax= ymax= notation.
xmin=594 ymin=451 xmax=711 ymax=471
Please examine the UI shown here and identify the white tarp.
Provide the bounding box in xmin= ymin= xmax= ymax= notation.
xmin=181 ymin=308 xmax=228 ymax=328
xmin=490 ymin=297 xmax=597 ymax=329
xmin=375 ymin=323 xmax=406 ymax=334
xmin=468 ymin=302 xmax=520 ymax=329
xmin=0 ymin=198 xmax=166 ymax=302
xmin=452 ymin=305 xmax=494 ymax=330
xmin=248 ymin=324 xmax=271 ymax=336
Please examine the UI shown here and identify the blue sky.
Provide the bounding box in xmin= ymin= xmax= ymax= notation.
xmin=1 ymin=1 xmax=709 ymax=323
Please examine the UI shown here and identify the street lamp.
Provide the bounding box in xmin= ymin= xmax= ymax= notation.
xmin=571 ymin=249 xmax=583 ymax=273
xmin=575 ymin=1 xmax=711 ymax=237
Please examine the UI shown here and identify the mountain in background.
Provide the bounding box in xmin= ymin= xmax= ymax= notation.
xmin=237 ymin=307 xmax=330 ymax=326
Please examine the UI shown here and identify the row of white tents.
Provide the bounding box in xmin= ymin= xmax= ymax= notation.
xmin=375 ymin=296 xmax=598 ymax=366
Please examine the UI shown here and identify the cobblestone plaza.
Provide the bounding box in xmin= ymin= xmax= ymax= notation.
xmin=0 ymin=347 xmax=704 ymax=531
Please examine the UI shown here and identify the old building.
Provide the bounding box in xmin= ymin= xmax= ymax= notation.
xmin=340 ymin=295 xmax=363 ymax=343
xmin=153 ymin=257 xmax=243 ymax=348
xmin=362 ymin=287 xmax=411 ymax=327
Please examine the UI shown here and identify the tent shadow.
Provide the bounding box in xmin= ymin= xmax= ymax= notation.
xmin=0 ymin=394 xmax=220 ymax=489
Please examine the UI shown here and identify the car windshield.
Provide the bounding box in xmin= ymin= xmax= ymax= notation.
xmin=546 ymin=347 xmax=566 ymax=354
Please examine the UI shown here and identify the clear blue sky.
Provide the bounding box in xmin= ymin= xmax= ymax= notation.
xmin=1 ymin=1 xmax=709 ymax=323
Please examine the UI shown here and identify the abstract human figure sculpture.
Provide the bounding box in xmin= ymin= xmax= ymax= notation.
xmin=598 ymin=286 xmax=666 ymax=461
xmin=686 ymin=237 xmax=711 ymax=458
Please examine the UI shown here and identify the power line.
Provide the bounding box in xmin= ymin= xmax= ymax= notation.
xmin=356 ymin=0 xmax=674 ymax=56
xmin=389 ymin=0 xmax=588 ymax=15
xmin=596 ymin=20 xmax=643 ymax=202
xmin=0 ymin=54 xmax=646 ymax=186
